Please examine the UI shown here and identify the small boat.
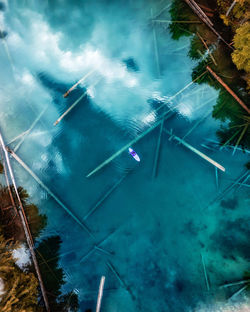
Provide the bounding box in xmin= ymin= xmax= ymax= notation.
xmin=128 ymin=148 xmax=140 ymax=162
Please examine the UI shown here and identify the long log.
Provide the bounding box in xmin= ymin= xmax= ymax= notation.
xmin=86 ymin=110 xmax=173 ymax=178
xmin=63 ymin=69 xmax=95 ymax=98
xmin=184 ymin=0 xmax=233 ymax=50
xmin=8 ymin=148 xmax=94 ymax=239
xmin=196 ymin=32 xmax=217 ymax=66
xmin=0 ymin=131 xmax=50 ymax=312
xmin=206 ymin=66 xmax=250 ymax=114
xmin=164 ymin=128 xmax=225 ymax=172
xmin=96 ymin=276 xmax=105 ymax=312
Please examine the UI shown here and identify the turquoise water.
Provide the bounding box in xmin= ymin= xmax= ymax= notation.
xmin=0 ymin=0 xmax=249 ymax=311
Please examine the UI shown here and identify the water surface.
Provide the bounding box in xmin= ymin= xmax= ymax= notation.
xmin=0 ymin=0 xmax=249 ymax=311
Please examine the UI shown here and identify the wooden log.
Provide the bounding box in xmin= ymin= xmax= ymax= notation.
xmin=152 ymin=119 xmax=164 ymax=178
xmin=220 ymin=280 xmax=250 ymax=288
xmin=79 ymin=228 xmax=119 ymax=263
xmin=150 ymin=3 xmax=172 ymax=19
xmin=153 ymin=20 xmax=202 ymax=23
xmin=206 ymin=66 xmax=250 ymax=114
xmin=220 ymin=129 xmax=241 ymax=150
xmin=0 ymin=131 xmax=50 ymax=312
xmin=83 ymin=172 xmax=130 ymax=220
xmin=196 ymin=32 xmax=217 ymax=66
xmin=55 ymin=79 xmax=100 ymax=125
xmin=63 ymin=69 xmax=95 ymax=98
xmin=226 ymin=0 xmax=236 ymax=17
xmin=233 ymin=124 xmax=248 ymax=155
xmin=201 ymin=253 xmax=210 ymax=291
xmin=228 ymin=284 xmax=248 ymax=301
xmin=215 ymin=167 xmax=219 ymax=189
xmin=209 ymin=171 xmax=249 ymax=205
xmin=198 ymin=4 xmax=214 ymax=12
xmin=14 ymin=106 xmax=48 ymax=152
xmin=164 ymin=128 xmax=225 ymax=172
xmin=182 ymin=110 xmax=211 ymax=140
xmin=184 ymin=0 xmax=233 ymax=50
xmin=86 ymin=110 xmax=173 ymax=178
xmin=7 ymin=130 xmax=29 ymax=145
xmin=96 ymin=276 xmax=105 ymax=312
xmin=151 ymin=8 xmax=161 ymax=77
xmin=8 ymin=148 xmax=94 ymax=239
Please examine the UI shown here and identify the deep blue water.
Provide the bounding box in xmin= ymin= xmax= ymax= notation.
xmin=0 ymin=0 xmax=249 ymax=311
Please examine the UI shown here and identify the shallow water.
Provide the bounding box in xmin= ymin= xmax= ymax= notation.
xmin=0 ymin=0 xmax=249 ymax=311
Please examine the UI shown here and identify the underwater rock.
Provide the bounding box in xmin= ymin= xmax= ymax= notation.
xmin=210 ymin=218 xmax=250 ymax=260
xmin=220 ymin=197 xmax=238 ymax=210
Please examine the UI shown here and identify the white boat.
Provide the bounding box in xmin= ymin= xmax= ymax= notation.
xmin=128 ymin=147 xmax=140 ymax=162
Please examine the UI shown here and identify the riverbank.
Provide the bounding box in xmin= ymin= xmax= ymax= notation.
xmin=0 ymin=160 xmax=79 ymax=311
xmin=168 ymin=0 xmax=249 ymax=151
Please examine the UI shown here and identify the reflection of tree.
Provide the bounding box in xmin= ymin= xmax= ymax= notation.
xmin=36 ymin=236 xmax=79 ymax=312
xmin=0 ymin=175 xmax=79 ymax=311
xmin=0 ymin=234 xmax=43 ymax=312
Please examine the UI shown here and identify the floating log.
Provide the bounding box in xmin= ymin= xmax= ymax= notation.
xmin=54 ymin=91 xmax=87 ymax=125
xmin=152 ymin=119 xmax=164 ymax=178
xmin=54 ymin=79 xmax=100 ymax=125
xmin=0 ymin=131 xmax=50 ymax=312
xmin=154 ymin=70 xmax=208 ymax=115
xmin=164 ymin=128 xmax=225 ymax=172
xmin=14 ymin=106 xmax=48 ymax=152
xmin=206 ymin=66 xmax=250 ymax=114
xmin=86 ymin=110 xmax=173 ymax=178
xmin=196 ymin=32 xmax=217 ymax=66
xmin=201 ymin=253 xmax=210 ymax=291
xmin=151 ymin=8 xmax=161 ymax=77
xmin=7 ymin=130 xmax=29 ymax=145
xmin=83 ymin=172 xmax=130 ymax=220
xmin=8 ymin=148 xmax=94 ymax=239
xmin=63 ymin=69 xmax=95 ymax=98
xmin=184 ymin=0 xmax=233 ymax=50
xmin=153 ymin=20 xmax=201 ymax=23
xmin=220 ymin=280 xmax=250 ymax=289
xmin=96 ymin=276 xmax=105 ymax=312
